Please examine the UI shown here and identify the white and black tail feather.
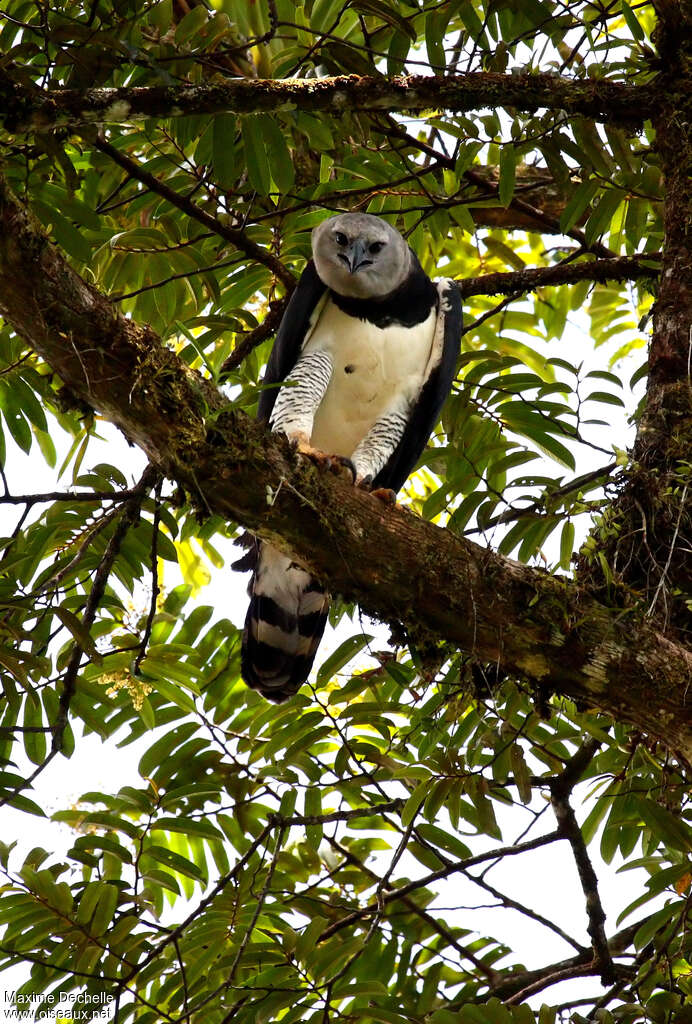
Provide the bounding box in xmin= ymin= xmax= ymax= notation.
xmin=238 ymin=541 xmax=329 ymax=702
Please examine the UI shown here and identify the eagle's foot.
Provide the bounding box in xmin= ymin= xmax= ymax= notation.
xmin=292 ymin=438 xmax=331 ymax=467
xmin=294 ymin=441 xmax=355 ymax=481
xmin=370 ymin=487 xmax=397 ymax=505
xmin=328 ymin=455 xmax=357 ymax=481
xmin=290 ymin=436 xmax=324 ymax=459
xmin=355 ymin=475 xmax=397 ymax=504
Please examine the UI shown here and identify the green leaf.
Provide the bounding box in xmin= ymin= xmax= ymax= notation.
xmin=31 ymin=201 xmax=93 ymax=264
xmin=559 ymin=180 xmax=600 ymax=233
xmin=90 ymin=883 xmax=119 ymax=935
xmin=401 ymin=778 xmax=430 ymax=827
xmin=425 ymin=9 xmax=447 ymax=71
xmin=636 ymin=799 xmax=692 ymax=853
xmin=22 ymin=694 xmax=46 ymax=766
xmin=510 ymin=744 xmax=532 ymax=803
xmin=261 ymin=115 xmax=295 ymax=193
xmin=311 ymin=0 xmax=347 ymax=32
xmin=620 ymin=0 xmax=645 ymax=40
xmin=353 ymin=0 xmax=417 ymax=40
xmin=141 ymin=668 xmax=198 ymax=712
xmin=9 ymin=375 xmax=48 ymax=432
xmin=634 ymin=903 xmax=682 ymax=950
xmin=175 ymin=3 xmax=207 ymax=42
xmin=151 ymin=816 xmax=224 ymax=841
xmin=387 ymin=30 xmax=411 ymax=74
xmin=75 ymin=881 xmax=103 ymax=926
xmin=316 ymin=634 xmax=373 ymax=685
xmin=584 ymin=189 xmax=625 ymax=245
xmin=498 ymin=144 xmax=517 ymax=207
xmin=304 ymin=786 xmax=323 ymax=849
xmin=0 ymin=381 xmax=32 ymax=453
xmin=585 ymin=370 xmax=622 ymax=386
xmin=585 ymin=391 xmax=626 ymax=407
xmin=296 ymin=915 xmax=327 ymax=962
xmin=212 ymin=114 xmax=238 ymax=190
xmin=559 ymin=521 xmax=575 ymax=570
xmin=242 ymin=115 xmax=272 ymax=195
xmin=54 ymin=606 xmax=102 ymax=662
xmin=142 ymin=844 xmax=205 ymax=881
xmin=416 ymin=822 xmax=471 ymax=860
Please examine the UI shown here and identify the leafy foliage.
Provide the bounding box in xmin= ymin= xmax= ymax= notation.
xmin=0 ymin=1 xmax=689 ymax=1022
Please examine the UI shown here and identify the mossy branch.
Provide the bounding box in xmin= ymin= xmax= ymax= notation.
xmin=0 ymin=70 xmax=657 ymax=134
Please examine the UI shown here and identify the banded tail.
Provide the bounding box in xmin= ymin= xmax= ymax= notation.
xmin=239 ymin=541 xmax=329 ymax=702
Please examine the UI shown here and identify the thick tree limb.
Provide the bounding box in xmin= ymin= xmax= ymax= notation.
xmin=640 ymin=31 xmax=692 ymax=393
xmin=0 ymin=177 xmax=690 ymax=761
xmin=616 ymin=9 xmax=692 ymax=617
xmin=0 ymin=71 xmax=657 ymax=134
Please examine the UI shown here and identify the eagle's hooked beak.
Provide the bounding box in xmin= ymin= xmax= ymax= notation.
xmin=344 ymin=238 xmax=371 ymax=273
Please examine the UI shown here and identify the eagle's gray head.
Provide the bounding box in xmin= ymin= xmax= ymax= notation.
xmin=311 ymin=213 xmax=411 ymax=300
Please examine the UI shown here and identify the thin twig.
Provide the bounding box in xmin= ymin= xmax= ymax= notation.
xmin=647 ymin=484 xmax=689 ymax=617
xmin=133 ymin=477 xmax=162 ymax=676
xmin=318 ymin=829 xmax=562 ymax=943
xmin=0 ymin=487 xmax=150 ymax=505
xmin=94 ymin=134 xmax=296 ymax=290
xmin=220 ymin=298 xmax=288 ymax=376
xmin=51 ymin=463 xmax=159 ymax=753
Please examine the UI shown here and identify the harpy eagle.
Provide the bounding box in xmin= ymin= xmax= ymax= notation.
xmin=238 ymin=213 xmax=462 ymax=702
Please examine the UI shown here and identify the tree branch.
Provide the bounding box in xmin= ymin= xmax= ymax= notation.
xmin=94 ymin=134 xmax=296 ymax=290
xmin=0 ymin=71 xmax=657 ymax=134
xmin=0 ymin=176 xmax=690 ymax=761
xmin=52 ymin=463 xmax=158 ymax=753
xmin=318 ymin=831 xmax=563 ymax=943
xmin=458 ymin=252 xmax=661 ymax=298
xmin=483 ymin=916 xmax=647 ymax=1002
xmin=550 ymin=739 xmax=615 ymax=984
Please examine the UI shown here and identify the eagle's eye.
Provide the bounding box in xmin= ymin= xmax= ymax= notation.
xmin=369 ymin=241 xmax=385 ymax=254
xmin=334 ymin=232 xmax=348 ymax=246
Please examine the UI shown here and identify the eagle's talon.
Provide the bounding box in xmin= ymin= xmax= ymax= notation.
xmin=329 ymin=455 xmax=356 ymax=482
xmin=356 ymin=474 xmax=374 ymax=490
xmin=296 ymin=442 xmax=330 ymax=466
xmin=296 ymin=445 xmax=356 ymax=481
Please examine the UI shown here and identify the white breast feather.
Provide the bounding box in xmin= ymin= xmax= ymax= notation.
xmin=303 ymin=300 xmax=436 ymax=456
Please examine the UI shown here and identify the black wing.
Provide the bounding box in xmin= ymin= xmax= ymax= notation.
xmin=257 ymin=260 xmax=327 ymax=423
xmin=374 ymin=280 xmax=462 ymax=492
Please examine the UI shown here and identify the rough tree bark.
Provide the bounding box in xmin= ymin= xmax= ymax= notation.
xmin=0 ymin=71 xmax=655 ymax=133
xmin=581 ymin=3 xmax=692 ymax=633
xmin=0 ymin=177 xmax=690 ymax=761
